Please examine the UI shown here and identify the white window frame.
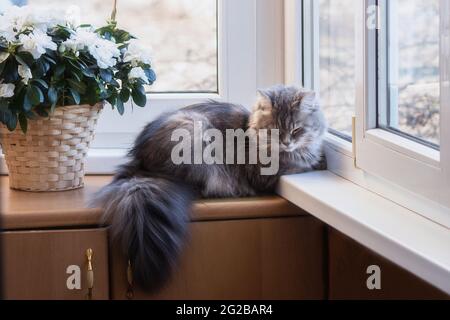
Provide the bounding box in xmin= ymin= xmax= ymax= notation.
xmin=0 ymin=0 xmax=285 ymax=174
xmin=292 ymin=0 xmax=450 ymax=227
xmin=355 ymin=0 xmax=450 ymax=208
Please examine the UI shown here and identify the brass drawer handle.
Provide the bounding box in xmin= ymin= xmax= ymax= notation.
xmin=86 ymin=248 xmax=94 ymax=300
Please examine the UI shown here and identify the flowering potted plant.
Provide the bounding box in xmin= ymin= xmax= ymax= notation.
xmin=0 ymin=4 xmax=155 ymax=191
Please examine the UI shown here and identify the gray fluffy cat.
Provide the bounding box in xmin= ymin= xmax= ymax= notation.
xmin=92 ymin=85 xmax=327 ymax=292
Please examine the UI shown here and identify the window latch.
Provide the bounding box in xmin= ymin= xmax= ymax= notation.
xmin=352 ymin=116 xmax=358 ymax=168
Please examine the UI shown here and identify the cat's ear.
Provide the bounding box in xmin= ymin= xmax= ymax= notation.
xmin=254 ymin=90 xmax=272 ymax=112
xmin=300 ymin=91 xmax=319 ymax=111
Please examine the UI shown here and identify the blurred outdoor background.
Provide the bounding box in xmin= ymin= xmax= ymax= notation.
xmin=1 ymin=0 xmax=218 ymax=93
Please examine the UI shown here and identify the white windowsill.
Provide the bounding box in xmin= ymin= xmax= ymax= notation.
xmin=277 ymin=170 xmax=450 ymax=295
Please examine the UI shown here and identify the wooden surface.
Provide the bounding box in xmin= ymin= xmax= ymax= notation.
xmin=1 ymin=228 xmax=109 ymax=300
xmin=111 ymin=217 xmax=326 ymax=300
xmin=328 ymin=228 xmax=449 ymax=300
xmin=0 ymin=176 xmax=306 ymax=231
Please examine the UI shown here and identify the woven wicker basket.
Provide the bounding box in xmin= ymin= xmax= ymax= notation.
xmin=0 ymin=103 xmax=103 ymax=192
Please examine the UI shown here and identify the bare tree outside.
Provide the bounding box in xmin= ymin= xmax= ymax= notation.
xmin=319 ymin=0 xmax=440 ymax=145
xmin=319 ymin=0 xmax=356 ymax=137
xmin=393 ymin=0 xmax=439 ymax=145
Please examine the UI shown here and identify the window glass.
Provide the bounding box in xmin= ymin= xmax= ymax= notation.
xmin=381 ymin=0 xmax=440 ymax=146
xmin=319 ymin=0 xmax=356 ymax=138
xmin=22 ymin=0 xmax=218 ymax=93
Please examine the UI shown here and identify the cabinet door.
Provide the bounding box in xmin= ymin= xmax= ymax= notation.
xmin=1 ymin=228 xmax=109 ymax=300
xmin=111 ymin=217 xmax=325 ymax=300
xmin=328 ymin=229 xmax=449 ymax=300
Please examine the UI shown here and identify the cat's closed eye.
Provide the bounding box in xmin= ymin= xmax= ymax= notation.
xmin=292 ymin=127 xmax=305 ymax=136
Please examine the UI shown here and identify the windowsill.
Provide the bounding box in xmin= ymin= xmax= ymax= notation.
xmin=0 ymin=176 xmax=305 ymax=231
xmin=277 ymin=170 xmax=450 ymax=295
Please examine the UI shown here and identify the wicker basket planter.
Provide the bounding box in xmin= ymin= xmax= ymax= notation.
xmin=0 ymin=104 xmax=103 ymax=192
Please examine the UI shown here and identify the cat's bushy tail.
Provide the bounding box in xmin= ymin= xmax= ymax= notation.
xmin=91 ymin=170 xmax=193 ymax=292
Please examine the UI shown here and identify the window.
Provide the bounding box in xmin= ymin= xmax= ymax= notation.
xmin=378 ymin=0 xmax=440 ymax=147
xmin=355 ymin=0 xmax=450 ymax=213
xmin=27 ymin=0 xmax=218 ymax=93
xmin=318 ymin=0 xmax=357 ymax=138
xmin=302 ymin=0 xmax=357 ymax=139
xmin=297 ymin=0 xmax=450 ymax=221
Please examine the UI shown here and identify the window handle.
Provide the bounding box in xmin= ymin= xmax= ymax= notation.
xmin=352 ymin=116 xmax=358 ymax=168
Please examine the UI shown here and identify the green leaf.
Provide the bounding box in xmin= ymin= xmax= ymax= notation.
xmin=120 ymin=87 xmax=130 ymax=103
xmin=81 ymin=67 xmax=95 ymax=78
xmin=67 ymin=79 xmax=87 ymax=95
xmin=23 ymin=94 xmax=32 ymax=111
xmin=3 ymin=59 xmax=19 ymax=82
xmin=113 ymin=29 xmax=135 ymax=43
xmin=131 ymin=84 xmax=146 ymax=107
xmin=69 ymin=88 xmax=80 ymax=105
xmin=144 ymin=68 xmax=157 ymax=84
xmin=25 ymin=110 xmax=37 ymax=120
xmin=0 ymin=106 xmax=10 ymax=127
xmin=26 ymin=85 xmax=44 ymax=107
xmin=71 ymin=69 xmax=83 ymax=82
xmin=100 ymin=69 xmax=113 ymax=82
xmin=35 ymin=108 xmax=49 ymax=118
xmin=55 ymin=64 xmax=66 ymax=77
xmin=48 ymin=87 xmax=58 ymax=106
xmin=0 ymin=61 xmax=6 ymax=75
xmin=19 ymin=113 xmax=28 ymax=133
xmin=116 ymin=97 xmax=125 ymax=115
xmin=6 ymin=112 xmax=17 ymax=131
xmin=15 ymin=55 xmax=27 ymax=67
xmin=43 ymin=55 xmax=56 ymax=65
xmin=32 ymin=79 xmax=49 ymax=89
xmin=0 ymin=99 xmax=8 ymax=110
xmin=66 ymin=59 xmax=82 ymax=73
xmin=17 ymin=52 xmax=35 ymax=67
xmin=109 ymin=78 xmax=120 ymax=87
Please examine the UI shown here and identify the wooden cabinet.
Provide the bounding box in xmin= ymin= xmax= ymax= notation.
xmin=4 ymin=177 xmax=446 ymax=300
xmin=1 ymin=228 xmax=109 ymax=300
xmin=110 ymin=217 xmax=326 ymax=300
xmin=1 ymin=177 xmax=326 ymax=300
xmin=328 ymin=228 xmax=449 ymax=300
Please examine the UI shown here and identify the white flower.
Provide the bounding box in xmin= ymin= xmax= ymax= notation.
xmin=0 ymin=52 xmax=9 ymax=64
xmin=62 ymin=28 xmax=120 ymax=69
xmin=128 ymin=66 xmax=149 ymax=84
xmin=18 ymin=64 xmax=32 ymax=84
xmin=0 ymin=5 xmax=75 ymax=50
xmin=19 ymin=29 xmax=57 ymax=59
xmin=123 ymin=39 xmax=152 ymax=67
xmin=0 ymin=6 xmax=66 ymax=41
xmin=0 ymin=18 xmax=17 ymax=42
xmin=0 ymin=83 xmax=15 ymax=98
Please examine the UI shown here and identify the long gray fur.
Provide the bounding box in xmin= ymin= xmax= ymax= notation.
xmin=91 ymin=85 xmax=328 ymax=292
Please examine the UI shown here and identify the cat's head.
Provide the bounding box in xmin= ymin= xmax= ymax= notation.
xmin=249 ymin=85 xmax=327 ymax=153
